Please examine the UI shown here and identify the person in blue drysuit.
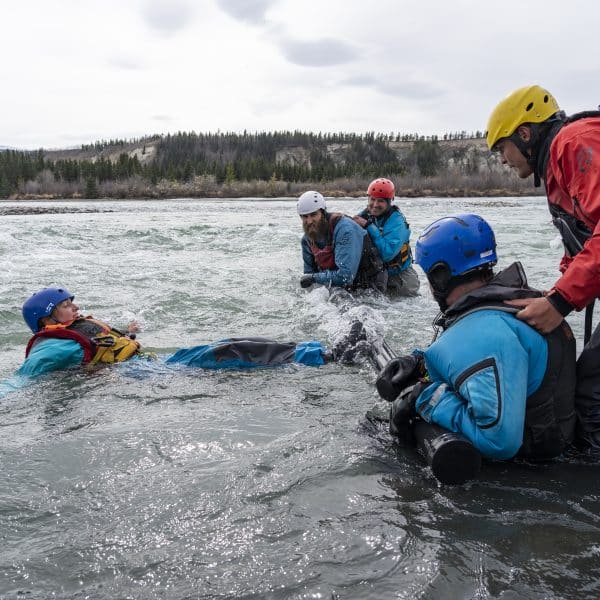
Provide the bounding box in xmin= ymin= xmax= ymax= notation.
xmin=297 ymin=191 xmax=387 ymax=292
xmin=375 ymin=214 xmax=577 ymax=461
xmin=0 ymin=287 xmax=369 ymax=399
xmin=353 ymin=178 xmax=419 ymax=297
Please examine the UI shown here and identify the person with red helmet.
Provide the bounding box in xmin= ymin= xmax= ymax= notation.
xmin=353 ymin=178 xmax=419 ymax=297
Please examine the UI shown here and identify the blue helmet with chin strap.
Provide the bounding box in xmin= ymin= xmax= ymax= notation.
xmin=416 ymin=214 xmax=497 ymax=307
xmin=22 ymin=287 xmax=74 ymax=333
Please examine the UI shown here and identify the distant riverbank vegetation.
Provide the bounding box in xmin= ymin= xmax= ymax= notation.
xmin=0 ymin=130 xmax=541 ymax=200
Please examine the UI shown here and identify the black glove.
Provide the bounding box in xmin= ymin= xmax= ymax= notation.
xmin=389 ymin=381 xmax=429 ymax=444
xmin=300 ymin=274 xmax=315 ymax=288
xmin=376 ymin=354 xmax=424 ymax=402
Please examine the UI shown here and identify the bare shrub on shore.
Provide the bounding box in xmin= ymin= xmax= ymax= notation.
xmin=98 ymin=175 xmax=149 ymax=198
xmin=396 ymin=167 xmax=541 ymax=197
xmin=18 ymin=170 xmax=82 ymax=199
xmin=11 ymin=162 xmax=540 ymax=200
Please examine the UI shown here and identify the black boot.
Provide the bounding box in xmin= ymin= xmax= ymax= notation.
xmin=332 ymin=320 xmax=371 ymax=364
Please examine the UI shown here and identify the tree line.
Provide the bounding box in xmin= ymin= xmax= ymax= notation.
xmin=0 ymin=130 xmax=483 ymax=199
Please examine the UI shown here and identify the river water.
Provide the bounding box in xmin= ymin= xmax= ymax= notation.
xmin=0 ymin=197 xmax=598 ymax=599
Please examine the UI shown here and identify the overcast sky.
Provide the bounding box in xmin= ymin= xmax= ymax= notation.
xmin=2 ymin=0 xmax=599 ymax=149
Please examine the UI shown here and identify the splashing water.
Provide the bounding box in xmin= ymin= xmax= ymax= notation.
xmin=0 ymin=197 xmax=598 ymax=599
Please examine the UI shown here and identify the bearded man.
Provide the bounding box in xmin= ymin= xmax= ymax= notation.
xmin=297 ymin=191 xmax=386 ymax=291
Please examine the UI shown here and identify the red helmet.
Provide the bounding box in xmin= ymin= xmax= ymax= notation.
xmin=367 ymin=178 xmax=395 ymax=200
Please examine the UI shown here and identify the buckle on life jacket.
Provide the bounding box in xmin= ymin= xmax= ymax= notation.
xmin=92 ymin=335 xmax=116 ymax=347
xmin=386 ymin=243 xmax=411 ymax=270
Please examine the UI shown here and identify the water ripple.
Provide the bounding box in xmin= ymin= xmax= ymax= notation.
xmin=0 ymin=197 xmax=597 ymax=599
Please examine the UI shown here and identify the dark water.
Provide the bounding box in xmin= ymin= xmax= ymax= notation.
xmin=0 ymin=198 xmax=599 ymax=599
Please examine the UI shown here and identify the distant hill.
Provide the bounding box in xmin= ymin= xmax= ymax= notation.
xmin=43 ymin=136 xmax=160 ymax=165
xmin=1 ymin=131 xmax=540 ymax=199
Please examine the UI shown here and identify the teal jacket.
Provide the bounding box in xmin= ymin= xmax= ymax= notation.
xmin=356 ymin=206 xmax=412 ymax=274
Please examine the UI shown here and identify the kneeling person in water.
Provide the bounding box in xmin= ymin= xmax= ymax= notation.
xmin=353 ymin=178 xmax=419 ymax=297
xmin=297 ymin=191 xmax=387 ymax=292
xmin=0 ymin=287 xmax=369 ymax=397
xmin=376 ymin=214 xmax=577 ymax=461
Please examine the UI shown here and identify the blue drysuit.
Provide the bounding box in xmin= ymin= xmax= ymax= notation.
xmin=301 ymin=216 xmax=367 ymax=287
xmin=0 ymin=337 xmax=327 ymax=399
xmin=415 ymin=309 xmax=549 ymax=460
xmin=409 ymin=263 xmax=576 ymax=460
xmin=357 ymin=207 xmax=412 ymax=275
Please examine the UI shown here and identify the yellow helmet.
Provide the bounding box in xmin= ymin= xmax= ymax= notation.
xmin=486 ymin=85 xmax=560 ymax=150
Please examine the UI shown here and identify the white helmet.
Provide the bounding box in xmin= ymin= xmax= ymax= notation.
xmin=297 ymin=191 xmax=326 ymax=215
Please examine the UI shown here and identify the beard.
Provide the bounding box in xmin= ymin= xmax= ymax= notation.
xmin=303 ymin=214 xmax=329 ymax=242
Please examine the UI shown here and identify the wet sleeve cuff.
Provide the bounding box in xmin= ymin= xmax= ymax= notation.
xmin=546 ymin=290 xmax=574 ymax=317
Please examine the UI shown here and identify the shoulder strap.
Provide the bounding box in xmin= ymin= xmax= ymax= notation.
xmin=547 ymin=203 xmax=592 ymax=257
xmin=25 ymin=327 xmax=96 ymax=363
xmin=566 ymin=110 xmax=600 ymax=123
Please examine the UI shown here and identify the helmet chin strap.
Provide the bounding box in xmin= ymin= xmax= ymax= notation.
xmin=432 ymin=289 xmax=449 ymax=312
xmin=428 ymin=267 xmax=494 ymax=313
xmin=427 ymin=270 xmax=452 ymax=312
xmin=510 ymin=113 xmax=567 ymax=188
xmin=509 ymin=126 xmax=542 ymax=187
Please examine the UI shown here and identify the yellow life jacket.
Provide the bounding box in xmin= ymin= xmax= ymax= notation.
xmin=386 ymin=242 xmax=411 ymax=270
xmin=26 ymin=317 xmax=141 ymax=365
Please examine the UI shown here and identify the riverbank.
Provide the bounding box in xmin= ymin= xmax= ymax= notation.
xmin=3 ymin=135 xmax=542 ymax=200
xmin=2 ymin=174 xmax=542 ymax=202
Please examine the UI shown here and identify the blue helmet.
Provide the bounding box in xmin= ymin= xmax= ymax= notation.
xmin=416 ymin=214 xmax=497 ymax=308
xmin=22 ymin=287 xmax=74 ymax=333
xmin=416 ymin=214 xmax=497 ymax=276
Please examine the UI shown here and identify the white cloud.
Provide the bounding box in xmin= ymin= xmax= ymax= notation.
xmin=1 ymin=0 xmax=599 ymax=148
xmin=216 ymin=0 xmax=276 ymax=25
xmin=108 ymin=56 xmax=146 ymax=71
xmin=140 ymin=0 xmax=196 ymax=35
xmin=279 ymin=38 xmax=359 ymax=67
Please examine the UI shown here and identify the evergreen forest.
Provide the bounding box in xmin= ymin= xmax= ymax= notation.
xmin=0 ymin=129 xmax=529 ymax=200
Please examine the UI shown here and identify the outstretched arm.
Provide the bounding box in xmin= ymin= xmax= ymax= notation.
xmin=415 ymin=319 xmax=533 ymax=460
xmin=415 ymin=360 xmax=527 ymax=460
xmin=505 ymin=297 xmax=564 ymax=334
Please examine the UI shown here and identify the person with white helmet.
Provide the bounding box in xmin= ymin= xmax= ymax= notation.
xmin=486 ymin=85 xmax=600 ymax=448
xmin=0 ymin=287 xmax=372 ymax=399
xmin=353 ymin=177 xmax=419 ymax=297
xmin=375 ymin=214 xmax=577 ymax=461
xmin=297 ymin=190 xmax=387 ymax=291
